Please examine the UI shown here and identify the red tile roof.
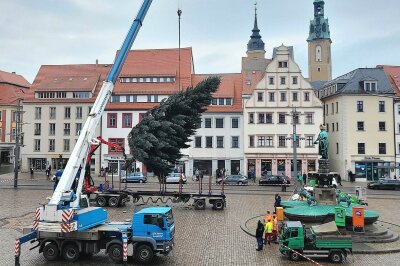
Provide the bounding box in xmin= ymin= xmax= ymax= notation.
xmin=25 ymin=64 xmax=111 ymax=103
xmin=192 ymin=73 xmax=243 ymax=113
xmin=0 ymin=83 xmax=27 ymax=105
xmin=380 ymin=65 xmax=400 ymax=96
xmin=113 ymin=47 xmax=193 ymax=95
xmin=242 ymin=70 xmax=265 ymax=95
xmin=0 ymin=70 xmax=30 ymax=88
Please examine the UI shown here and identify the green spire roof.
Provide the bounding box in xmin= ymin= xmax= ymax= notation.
xmin=307 ymin=0 xmax=331 ymax=41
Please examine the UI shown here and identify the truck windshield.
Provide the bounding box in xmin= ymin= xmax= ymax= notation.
xmin=166 ymin=210 xmax=174 ymax=227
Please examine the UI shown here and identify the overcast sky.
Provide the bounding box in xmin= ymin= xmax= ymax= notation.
xmin=1 ymin=0 xmax=399 ymax=83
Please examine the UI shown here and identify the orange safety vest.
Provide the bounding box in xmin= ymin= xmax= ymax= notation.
xmin=264 ymin=214 xmax=272 ymax=223
xmin=273 ymin=218 xmax=278 ymax=231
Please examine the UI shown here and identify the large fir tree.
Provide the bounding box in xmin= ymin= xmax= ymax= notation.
xmin=128 ymin=76 xmax=221 ymax=180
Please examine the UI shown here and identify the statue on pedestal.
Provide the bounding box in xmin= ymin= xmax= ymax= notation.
xmin=314 ymin=124 xmax=328 ymax=160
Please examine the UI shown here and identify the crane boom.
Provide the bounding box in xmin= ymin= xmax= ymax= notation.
xmin=49 ymin=0 xmax=152 ymax=206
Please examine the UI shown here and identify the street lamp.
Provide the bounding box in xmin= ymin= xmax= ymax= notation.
xmin=286 ymin=106 xmax=305 ymax=181
xmin=14 ymin=98 xmax=23 ymax=188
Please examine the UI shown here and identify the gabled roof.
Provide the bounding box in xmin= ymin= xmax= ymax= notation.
xmin=114 ymin=47 xmax=193 ymax=95
xmin=379 ymin=65 xmax=400 ymax=97
xmin=0 ymin=70 xmax=30 ymax=88
xmin=26 ymin=64 xmax=111 ymax=103
xmin=319 ymin=68 xmax=394 ymax=98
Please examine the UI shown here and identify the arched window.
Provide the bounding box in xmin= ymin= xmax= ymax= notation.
xmin=315 ymin=45 xmax=322 ymax=62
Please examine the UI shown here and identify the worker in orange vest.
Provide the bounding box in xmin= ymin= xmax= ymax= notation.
xmin=264 ymin=211 xmax=272 ymax=223
xmin=272 ymin=213 xmax=278 ymax=242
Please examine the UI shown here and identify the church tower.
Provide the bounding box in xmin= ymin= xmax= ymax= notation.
xmin=307 ymin=0 xmax=332 ymax=81
xmin=246 ymin=5 xmax=266 ymax=59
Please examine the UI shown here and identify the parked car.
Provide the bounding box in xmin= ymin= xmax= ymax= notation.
xmin=259 ymin=175 xmax=291 ymax=186
xmin=367 ymin=179 xmax=400 ymax=190
xmin=165 ymin=173 xmax=187 ymax=184
xmin=217 ymin=174 xmax=248 ymax=185
xmin=121 ymin=172 xmax=147 ymax=183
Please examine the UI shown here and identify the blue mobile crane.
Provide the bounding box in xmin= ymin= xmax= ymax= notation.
xmin=15 ymin=1 xmax=174 ymax=264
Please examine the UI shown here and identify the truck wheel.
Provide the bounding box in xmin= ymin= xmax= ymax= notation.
xmin=108 ymin=197 xmax=119 ymax=207
xmin=194 ymin=199 xmax=206 ymax=210
xmin=136 ymin=244 xmax=154 ymax=264
xmin=108 ymin=244 xmax=123 ymax=263
xmin=330 ymin=251 xmax=344 ymax=263
xmin=96 ymin=196 xmax=107 ymax=207
xmin=212 ymin=200 xmax=224 ymax=210
xmin=289 ymin=250 xmax=301 ymax=261
xmin=43 ymin=243 xmax=59 ymax=261
xmin=62 ymin=243 xmax=80 ymax=262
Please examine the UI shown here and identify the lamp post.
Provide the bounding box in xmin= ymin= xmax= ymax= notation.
xmin=14 ymin=99 xmax=23 ymax=188
xmin=287 ymin=106 xmax=304 ymax=182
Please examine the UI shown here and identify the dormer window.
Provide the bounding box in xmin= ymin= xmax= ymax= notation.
xmin=364 ymin=81 xmax=377 ymax=92
xmin=278 ymin=61 xmax=288 ymax=68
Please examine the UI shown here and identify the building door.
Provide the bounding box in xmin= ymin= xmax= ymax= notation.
xmin=193 ymin=160 xmax=212 ymax=176
xmin=231 ymin=160 xmax=240 ymax=175
xmin=261 ymin=159 xmax=272 ymax=175
xmin=277 ymin=159 xmax=286 ymax=176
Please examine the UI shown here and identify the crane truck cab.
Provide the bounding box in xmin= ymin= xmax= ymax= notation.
xmin=279 ymin=221 xmax=352 ymax=263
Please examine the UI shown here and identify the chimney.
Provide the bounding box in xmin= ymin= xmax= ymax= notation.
xmin=96 ymin=59 xmax=98 ymax=66
xmin=12 ymin=71 xmax=16 ymax=74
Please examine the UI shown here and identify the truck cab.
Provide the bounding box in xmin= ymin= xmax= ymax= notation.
xmin=280 ymin=221 xmax=304 ymax=252
xmin=132 ymin=207 xmax=175 ymax=259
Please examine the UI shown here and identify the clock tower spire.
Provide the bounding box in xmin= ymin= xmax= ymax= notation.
xmin=307 ymin=0 xmax=332 ymax=82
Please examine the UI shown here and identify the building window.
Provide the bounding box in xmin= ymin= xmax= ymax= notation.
xmin=49 ymin=139 xmax=55 ymax=152
xmin=278 ymin=61 xmax=288 ymax=68
xmin=315 ymin=45 xmax=322 ymax=61
xmin=205 ymin=118 xmax=212 ymax=128
xmin=306 ymin=136 xmax=314 ymax=147
xmin=269 ymin=92 xmax=275 ymax=102
xmin=317 ymin=67 xmax=321 ymax=72
xmin=269 ymin=77 xmax=274 ymax=85
xmin=292 ymin=76 xmax=298 ymax=85
xmin=266 ymin=113 xmax=273 ymax=124
xmin=0 ymin=111 xmax=2 ymax=121
xmin=293 ymin=114 xmax=300 ymax=125
xmin=226 ymin=98 xmax=232 ymax=105
xmin=34 ymin=139 xmax=40 ymax=152
xmin=108 ymin=138 xmax=124 ymax=153
xmin=212 ymin=98 xmax=217 ymax=105
xmin=195 ymin=137 xmax=201 ymax=148
xmin=357 ymin=121 xmax=364 ymax=131
xmin=132 ymin=95 xmax=137 ymax=102
xmin=364 ymin=81 xmax=377 ymax=92
xmin=147 ymin=95 xmax=152 ymax=102
xmin=331 ymin=102 xmax=334 ymax=114
xmin=206 ymin=137 xmax=213 ymax=148
xmin=357 ymin=101 xmax=364 ymax=112
xmin=325 ymin=104 xmax=329 ymax=116
xmin=278 ymin=113 xmax=286 ymax=124
xmin=64 ymin=123 xmax=70 ymax=135
xmin=257 ymin=92 xmax=264 ymax=102
xmin=280 ymin=92 xmax=286 ymax=102
xmin=72 ymin=92 xmax=90 ymax=98
xmin=49 ymin=107 xmax=56 ymax=119
xmin=358 ymin=143 xmax=365 ymax=154
xmin=217 ymin=136 xmax=224 ymax=148
xmin=107 ymin=113 xmax=117 ymax=128
xmin=258 ymin=113 xmax=265 ymax=124
xmin=304 ymin=92 xmax=310 ymax=102
xmin=218 ymin=98 xmax=224 ymax=105
xmin=34 ymin=123 xmax=41 ymax=136
xmin=154 ymin=95 xmax=158 ymax=102
xmin=379 ymin=121 xmax=386 ymax=131
xmin=278 ymin=136 xmax=286 ymax=147
xmin=326 ymin=124 xmax=329 ymax=132
xmin=76 ymin=123 xmax=82 ymax=136
xmin=305 ymin=113 xmax=313 ymax=124
xmin=336 ymin=143 xmax=339 ymax=154
xmin=64 ymin=107 xmax=71 ymax=119
xmin=249 ymin=136 xmax=254 ymax=147
xmin=336 ymin=122 xmax=339 ymax=131
xmin=266 ymin=136 xmax=273 ymax=147
xmin=111 ymin=95 xmax=120 ymax=103
xmin=258 ymin=136 xmax=266 ymax=147
xmin=49 ymin=123 xmax=56 ymax=136
xmin=215 ymin=118 xmax=224 ymax=128
xmin=76 ymin=107 xmax=82 ymax=119
xmin=63 ymin=139 xmax=70 ymax=152
xmin=231 ymin=118 xmax=239 ymax=128
xmin=231 ymin=136 xmax=239 ymax=148
xmin=280 ymin=77 xmax=286 ymax=85
xmin=336 ymin=102 xmax=338 ymax=113
xmin=35 ymin=107 xmax=41 ymax=120
xmin=139 ymin=113 xmax=146 ymax=122
xmin=249 ymin=113 xmax=254 ymax=124
xmin=332 ymin=123 xmax=335 ymax=132
xmin=293 ymin=92 xmax=298 ymax=102
xmin=379 ymin=101 xmax=385 ymax=112
xmin=379 ymin=143 xmax=386 ymax=154
xmin=122 ymin=113 xmax=132 ymax=128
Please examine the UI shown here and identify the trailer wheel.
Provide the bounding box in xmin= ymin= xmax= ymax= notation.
xmin=212 ymin=200 xmax=224 ymax=210
xmin=330 ymin=251 xmax=344 ymax=263
xmin=96 ymin=196 xmax=107 ymax=207
xmin=43 ymin=242 xmax=59 ymax=261
xmin=62 ymin=243 xmax=80 ymax=262
xmin=136 ymin=244 xmax=154 ymax=264
xmin=108 ymin=244 xmax=123 ymax=263
xmin=289 ymin=250 xmax=301 ymax=261
xmin=108 ymin=197 xmax=119 ymax=207
xmin=194 ymin=199 xmax=206 ymax=210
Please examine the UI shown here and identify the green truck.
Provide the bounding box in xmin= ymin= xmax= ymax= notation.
xmin=279 ymin=221 xmax=352 ymax=263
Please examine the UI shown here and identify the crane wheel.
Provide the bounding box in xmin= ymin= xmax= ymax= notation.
xmin=43 ymin=242 xmax=59 ymax=261
xmin=96 ymin=196 xmax=107 ymax=207
xmin=108 ymin=197 xmax=119 ymax=207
